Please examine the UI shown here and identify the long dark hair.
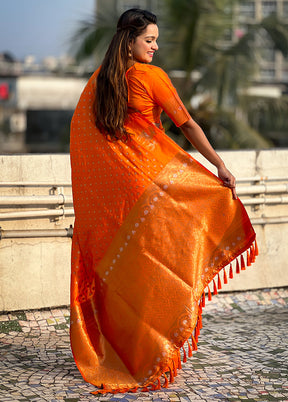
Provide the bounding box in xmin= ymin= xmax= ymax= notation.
xmin=95 ymin=9 xmax=157 ymax=140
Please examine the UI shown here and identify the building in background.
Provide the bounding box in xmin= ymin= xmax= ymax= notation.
xmin=0 ymin=54 xmax=90 ymax=153
xmin=97 ymin=0 xmax=163 ymax=16
xmin=235 ymin=0 xmax=288 ymax=84
xmin=96 ymin=0 xmax=288 ymax=86
xmin=1 ymin=1 xmax=287 ymax=153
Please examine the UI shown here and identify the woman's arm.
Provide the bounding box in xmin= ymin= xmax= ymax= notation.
xmin=180 ymin=118 xmax=237 ymax=199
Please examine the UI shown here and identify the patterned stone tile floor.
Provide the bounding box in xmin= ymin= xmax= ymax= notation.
xmin=0 ymin=288 xmax=287 ymax=402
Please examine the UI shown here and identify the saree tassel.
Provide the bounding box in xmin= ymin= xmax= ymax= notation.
xmin=254 ymin=239 xmax=259 ymax=257
xmin=130 ymin=387 xmax=138 ymax=393
xmin=199 ymin=314 xmax=203 ymax=329
xmin=207 ymin=285 xmax=212 ymax=301
xmin=187 ymin=340 xmax=193 ymax=357
xmin=151 ymin=383 xmax=157 ymax=391
xmin=172 ymin=356 xmax=178 ymax=376
xmin=182 ymin=346 xmax=187 ymax=362
xmin=213 ymin=279 xmax=218 ymax=295
xmin=250 ymin=244 xmax=255 ymax=263
xmin=169 ymin=365 xmax=174 ymax=383
xmin=141 ymin=386 xmax=149 ymax=392
xmin=154 ymin=378 xmax=161 ymax=390
xmin=247 ymin=249 xmax=251 ymax=266
xmin=191 ymin=334 xmax=198 ymax=351
xmin=223 ymin=267 xmax=228 ymax=284
xmin=91 ymin=389 xmax=105 ymax=395
xmin=196 ymin=316 xmax=202 ymax=337
xmin=255 ymin=239 xmax=259 ymax=256
xmin=202 ymin=291 xmax=206 ymax=308
xmin=217 ymin=273 xmax=222 ymax=290
xmin=163 ymin=373 xmax=169 ymax=388
xmin=229 ymin=263 xmax=233 ymax=279
xmin=236 ymin=258 xmax=240 ymax=274
xmin=120 ymin=388 xmax=129 ymax=393
xmin=156 ymin=378 xmax=161 ymax=390
xmin=252 ymin=244 xmax=256 ymax=262
xmin=94 ymin=388 xmax=108 ymax=394
xmin=194 ymin=324 xmax=200 ymax=342
xmin=198 ymin=300 xmax=202 ymax=315
xmin=241 ymin=254 xmax=246 ymax=270
xmin=177 ymin=350 xmax=182 ymax=369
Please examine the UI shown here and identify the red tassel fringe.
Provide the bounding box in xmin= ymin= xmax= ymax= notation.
xmin=182 ymin=346 xmax=187 ymax=362
xmin=91 ymin=239 xmax=258 ymax=396
xmin=255 ymin=240 xmax=259 ymax=256
xmin=202 ymin=291 xmax=206 ymax=307
xmin=191 ymin=334 xmax=198 ymax=351
xmin=223 ymin=267 xmax=228 ymax=284
xmin=247 ymin=249 xmax=251 ymax=266
xmin=205 ymin=240 xmax=258 ymax=301
xmin=229 ymin=263 xmax=233 ymax=279
xmin=236 ymin=258 xmax=240 ymax=274
xmin=187 ymin=340 xmax=193 ymax=357
xmin=240 ymin=254 xmax=246 ymax=270
xmin=163 ymin=373 xmax=169 ymax=388
xmin=207 ymin=285 xmax=212 ymax=301
xmin=213 ymin=279 xmax=218 ymax=295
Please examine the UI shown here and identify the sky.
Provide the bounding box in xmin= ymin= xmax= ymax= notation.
xmin=0 ymin=0 xmax=95 ymax=61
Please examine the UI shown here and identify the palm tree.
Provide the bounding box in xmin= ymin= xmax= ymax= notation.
xmin=161 ymin=1 xmax=288 ymax=149
xmin=70 ymin=8 xmax=118 ymax=65
xmin=241 ymin=94 xmax=288 ymax=147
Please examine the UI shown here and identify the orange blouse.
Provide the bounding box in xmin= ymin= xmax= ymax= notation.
xmin=126 ymin=63 xmax=191 ymax=128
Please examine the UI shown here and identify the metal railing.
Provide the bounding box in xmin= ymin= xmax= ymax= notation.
xmin=0 ymin=176 xmax=287 ymax=238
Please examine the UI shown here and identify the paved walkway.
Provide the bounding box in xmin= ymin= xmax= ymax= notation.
xmin=0 ymin=288 xmax=287 ymax=402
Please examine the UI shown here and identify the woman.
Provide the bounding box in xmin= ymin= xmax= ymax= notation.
xmin=70 ymin=8 xmax=257 ymax=394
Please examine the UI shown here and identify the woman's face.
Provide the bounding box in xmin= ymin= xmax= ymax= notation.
xmin=130 ymin=24 xmax=159 ymax=64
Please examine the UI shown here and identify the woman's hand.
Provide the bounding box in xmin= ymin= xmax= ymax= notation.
xmin=217 ymin=164 xmax=237 ymax=200
xmin=180 ymin=119 xmax=237 ymax=199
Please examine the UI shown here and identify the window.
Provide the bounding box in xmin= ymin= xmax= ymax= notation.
xmin=223 ymin=28 xmax=233 ymax=41
xmin=282 ymin=69 xmax=288 ymax=81
xmin=283 ymin=1 xmax=288 ymax=18
xmin=239 ymin=1 xmax=255 ymax=19
xmin=261 ymin=1 xmax=277 ymax=18
xmin=261 ymin=47 xmax=276 ymax=62
xmin=26 ymin=110 xmax=73 ymax=152
xmin=260 ymin=68 xmax=276 ymax=79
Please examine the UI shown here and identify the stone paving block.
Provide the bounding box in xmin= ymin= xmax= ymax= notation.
xmin=0 ymin=288 xmax=288 ymax=401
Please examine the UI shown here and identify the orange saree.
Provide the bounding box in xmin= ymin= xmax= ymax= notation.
xmin=70 ymin=63 xmax=257 ymax=394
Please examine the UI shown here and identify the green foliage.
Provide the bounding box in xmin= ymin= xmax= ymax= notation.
xmin=70 ymin=10 xmax=118 ymax=63
xmin=244 ymin=95 xmax=288 ymax=147
xmin=70 ymin=0 xmax=288 ymax=150
xmin=162 ymin=96 xmax=271 ymax=150
xmin=163 ymin=0 xmax=233 ymax=73
xmin=161 ymin=0 xmax=288 ymax=149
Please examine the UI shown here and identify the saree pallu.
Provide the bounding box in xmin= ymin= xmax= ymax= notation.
xmin=70 ymin=68 xmax=257 ymax=394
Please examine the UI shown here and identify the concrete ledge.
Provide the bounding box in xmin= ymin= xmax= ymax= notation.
xmin=0 ymin=150 xmax=287 ymax=311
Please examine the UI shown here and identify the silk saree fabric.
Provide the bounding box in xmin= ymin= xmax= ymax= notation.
xmin=70 ymin=63 xmax=257 ymax=394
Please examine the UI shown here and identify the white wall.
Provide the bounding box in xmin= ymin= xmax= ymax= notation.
xmin=194 ymin=149 xmax=288 ymax=292
xmin=0 ymin=150 xmax=287 ymax=311
xmin=0 ymin=155 xmax=73 ymax=311
xmin=17 ymin=76 xmax=87 ymax=110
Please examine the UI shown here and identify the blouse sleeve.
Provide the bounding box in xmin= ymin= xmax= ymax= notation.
xmin=147 ymin=66 xmax=192 ymax=127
